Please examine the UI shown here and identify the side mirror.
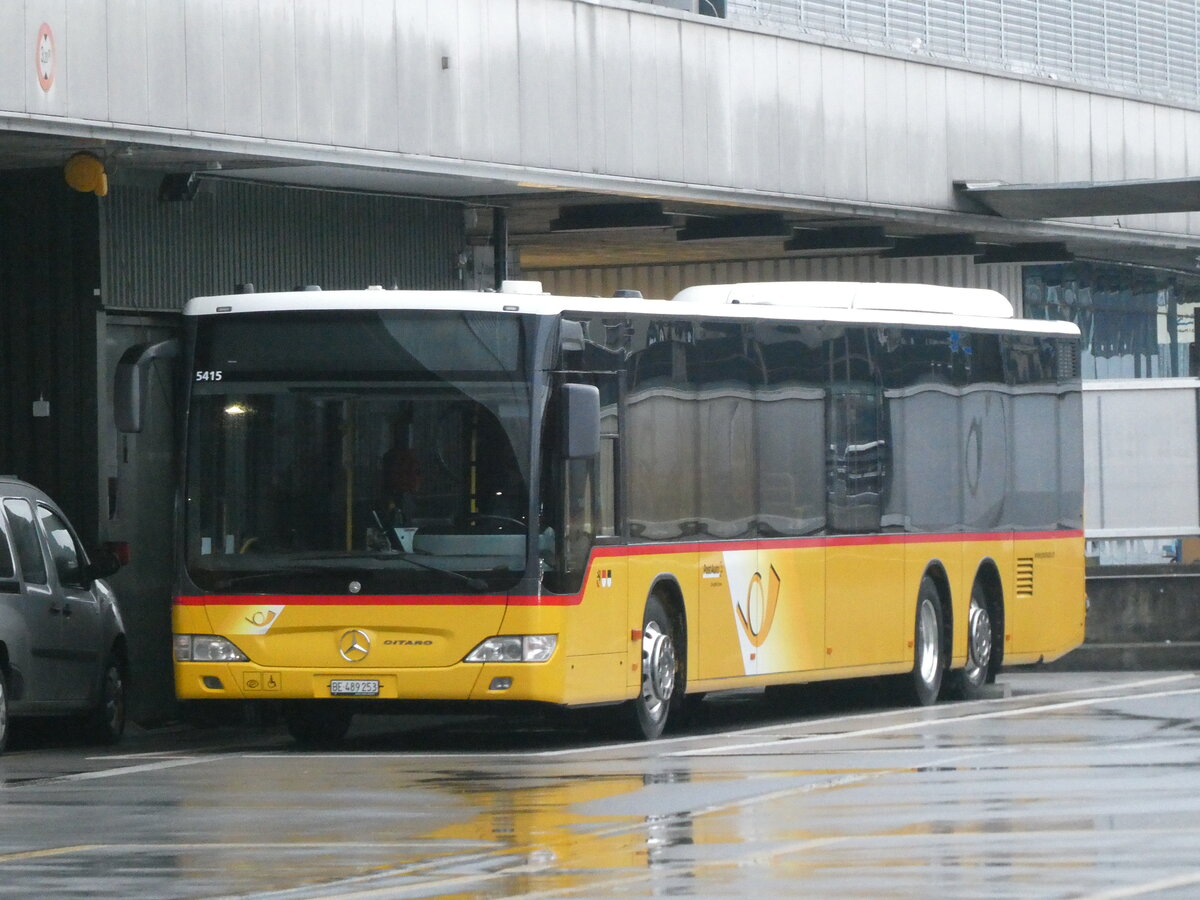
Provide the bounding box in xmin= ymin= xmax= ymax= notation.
xmin=114 ymin=339 xmax=180 ymax=433
xmin=560 ymin=320 xmax=586 ymax=353
xmin=561 ymin=383 xmax=601 ymax=459
xmin=85 ymin=545 xmax=124 ymax=582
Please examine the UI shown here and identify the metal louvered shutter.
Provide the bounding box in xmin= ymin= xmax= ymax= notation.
xmin=722 ymin=0 xmax=1200 ymax=106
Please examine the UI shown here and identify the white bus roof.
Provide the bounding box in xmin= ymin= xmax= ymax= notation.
xmin=183 ymin=281 xmax=1079 ymax=337
xmin=670 ymin=281 xmax=1015 ymax=318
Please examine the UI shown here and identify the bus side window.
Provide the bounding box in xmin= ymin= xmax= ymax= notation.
xmin=595 ymin=434 xmax=617 ymax=539
xmin=826 ymin=328 xmax=889 ymax=534
xmin=562 ymin=458 xmax=594 ymax=581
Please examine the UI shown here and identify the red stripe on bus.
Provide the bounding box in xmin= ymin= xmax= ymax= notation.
xmin=174 ymin=593 xmax=586 ymax=607
xmin=174 ymin=594 xmax=512 ymax=607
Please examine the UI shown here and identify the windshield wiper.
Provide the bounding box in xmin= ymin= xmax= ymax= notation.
xmin=296 ymin=553 xmax=489 ymax=591
xmin=210 ymin=564 xmax=355 ymax=590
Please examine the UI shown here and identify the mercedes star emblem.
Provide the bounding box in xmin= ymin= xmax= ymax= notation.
xmin=339 ymin=629 xmax=371 ymax=662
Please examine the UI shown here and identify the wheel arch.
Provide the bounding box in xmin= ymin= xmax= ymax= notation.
xmin=0 ymin=641 xmax=14 ymax=701
xmin=921 ymin=560 xmax=954 ymax=663
xmin=110 ymin=633 xmax=130 ymax=672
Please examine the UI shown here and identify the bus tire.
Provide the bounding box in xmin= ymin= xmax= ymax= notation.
xmin=628 ymin=592 xmax=679 ymax=741
xmin=906 ymin=576 xmax=945 ymax=706
xmin=944 ymin=581 xmax=993 ymax=700
xmin=284 ymin=702 xmax=354 ymax=747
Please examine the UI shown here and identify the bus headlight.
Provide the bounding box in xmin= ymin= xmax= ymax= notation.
xmin=175 ymin=634 xmax=249 ymax=663
xmin=464 ymin=635 xmax=557 ymax=663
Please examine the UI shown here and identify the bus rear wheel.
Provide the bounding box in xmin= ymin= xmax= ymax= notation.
xmin=944 ymin=582 xmax=993 ymax=700
xmin=628 ymin=593 xmax=679 ymax=741
xmin=906 ymin=577 xmax=945 ymax=706
xmin=284 ymin=702 xmax=354 ymax=747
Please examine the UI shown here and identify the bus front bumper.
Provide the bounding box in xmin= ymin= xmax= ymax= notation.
xmin=174 ymin=659 xmax=571 ymax=704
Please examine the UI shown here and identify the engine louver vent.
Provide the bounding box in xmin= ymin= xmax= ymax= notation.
xmin=1016 ymin=557 xmax=1035 ymax=598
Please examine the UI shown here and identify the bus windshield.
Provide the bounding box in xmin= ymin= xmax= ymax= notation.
xmin=184 ymin=310 xmax=532 ymax=595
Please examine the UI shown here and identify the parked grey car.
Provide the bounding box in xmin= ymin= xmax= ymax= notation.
xmin=0 ymin=477 xmax=127 ymax=753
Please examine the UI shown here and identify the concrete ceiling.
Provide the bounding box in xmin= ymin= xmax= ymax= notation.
xmin=6 ymin=127 xmax=1200 ymax=276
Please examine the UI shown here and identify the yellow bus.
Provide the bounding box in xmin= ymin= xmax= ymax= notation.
xmin=116 ymin=280 xmax=1085 ymax=742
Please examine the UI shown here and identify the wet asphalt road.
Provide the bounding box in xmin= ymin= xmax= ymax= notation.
xmin=1 ymin=671 xmax=1198 ymax=899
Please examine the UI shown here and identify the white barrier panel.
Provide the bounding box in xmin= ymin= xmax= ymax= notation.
xmin=1084 ymin=379 xmax=1200 ymax=539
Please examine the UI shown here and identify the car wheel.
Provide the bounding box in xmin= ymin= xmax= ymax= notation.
xmin=86 ymin=657 xmax=127 ymax=745
xmin=284 ymin=703 xmax=354 ymax=747
xmin=0 ymin=668 xmax=9 ymax=754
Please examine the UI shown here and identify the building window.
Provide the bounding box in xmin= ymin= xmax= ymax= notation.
xmin=1024 ymin=263 xmax=1200 ymax=380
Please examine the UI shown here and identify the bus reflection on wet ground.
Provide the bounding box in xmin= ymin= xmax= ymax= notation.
xmin=1 ymin=671 xmax=1198 ymax=900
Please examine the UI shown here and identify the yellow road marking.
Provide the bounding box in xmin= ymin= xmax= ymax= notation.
xmin=0 ymin=845 xmax=99 ymax=863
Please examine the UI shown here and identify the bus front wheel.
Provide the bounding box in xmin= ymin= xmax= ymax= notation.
xmin=907 ymin=577 xmax=945 ymax=706
xmin=628 ymin=593 xmax=679 ymax=741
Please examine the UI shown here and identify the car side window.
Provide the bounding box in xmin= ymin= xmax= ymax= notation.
xmin=0 ymin=516 xmax=16 ymax=588
xmin=3 ymin=498 xmax=48 ymax=586
xmin=36 ymin=506 xmax=85 ymax=588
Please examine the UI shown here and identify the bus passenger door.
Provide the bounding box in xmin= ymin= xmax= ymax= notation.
xmin=719 ymin=537 xmax=825 ymax=681
xmin=753 ymin=542 xmax=825 ymax=679
xmin=824 ymin=536 xmax=905 ymax=669
xmin=746 ymin=326 xmax=829 ymax=682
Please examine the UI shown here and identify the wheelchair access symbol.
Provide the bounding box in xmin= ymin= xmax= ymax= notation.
xmin=242 ymin=671 xmax=281 ymax=692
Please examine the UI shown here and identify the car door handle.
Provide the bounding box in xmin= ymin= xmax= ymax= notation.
xmin=49 ymin=603 xmax=73 ymax=618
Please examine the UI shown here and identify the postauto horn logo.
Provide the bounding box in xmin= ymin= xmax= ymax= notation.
xmin=737 ymin=565 xmax=781 ymax=648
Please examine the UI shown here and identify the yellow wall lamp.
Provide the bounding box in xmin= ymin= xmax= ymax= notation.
xmin=64 ymin=151 xmax=108 ymax=197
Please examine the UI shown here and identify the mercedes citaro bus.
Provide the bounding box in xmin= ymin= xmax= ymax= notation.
xmin=115 ymin=280 xmax=1085 ymax=742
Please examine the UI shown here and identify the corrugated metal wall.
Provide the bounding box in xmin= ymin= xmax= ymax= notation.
xmin=102 ymin=176 xmax=466 ymax=311
xmin=527 ymin=255 xmax=1025 ymax=309
xmin=0 ymin=169 xmax=101 ymax=541
xmin=726 ymin=0 xmax=1200 ymax=108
